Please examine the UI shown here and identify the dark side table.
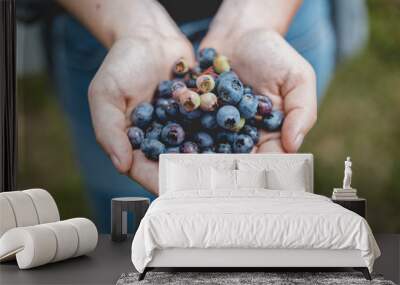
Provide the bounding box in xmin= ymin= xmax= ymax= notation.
xmin=331 ymin=198 xmax=366 ymax=218
xmin=111 ymin=197 xmax=150 ymax=242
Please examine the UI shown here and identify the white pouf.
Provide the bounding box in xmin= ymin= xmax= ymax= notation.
xmin=23 ymin=189 xmax=60 ymax=224
xmin=0 ymin=196 xmax=17 ymax=237
xmin=0 ymin=218 xmax=98 ymax=269
xmin=0 ymin=191 xmax=39 ymax=227
xmin=0 ymin=189 xmax=98 ymax=269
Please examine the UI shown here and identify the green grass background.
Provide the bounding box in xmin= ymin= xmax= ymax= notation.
xmin=16 ymin=0 xmax=400 ymax=232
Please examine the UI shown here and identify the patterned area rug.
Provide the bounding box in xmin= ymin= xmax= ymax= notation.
xmin=117 ymin=272 xmax=395 ymax=285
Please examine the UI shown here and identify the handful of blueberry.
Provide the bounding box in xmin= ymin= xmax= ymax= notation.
xmin=127 ymin=48 xmax=284 ymax=161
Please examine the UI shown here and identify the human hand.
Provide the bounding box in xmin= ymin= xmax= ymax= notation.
xmin=201 ymin=20 xmax=317 ymax=153
xmin=87 ymin=5 xmax=195 ymax=194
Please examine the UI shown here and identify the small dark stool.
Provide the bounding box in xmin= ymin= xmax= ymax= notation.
xmin=331 ymin=198 xmax=366 ymax=218
xmin=111 ymin=197 xmax=150 ymax=242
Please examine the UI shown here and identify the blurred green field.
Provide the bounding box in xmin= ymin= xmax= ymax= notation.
xmin=16 ymin=0 xmax=400 ymax=232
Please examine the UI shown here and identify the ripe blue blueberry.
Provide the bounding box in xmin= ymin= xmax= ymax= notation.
xmin=216 ymin=143 xmax=232 ymax=153
xmin=131 ymin=102 xmax=154 ymax=129
xmin=216 ymin=105 xmax=241 ymax=130
xmin=180 ymin=141 xmax=199 ymax=153
xmin=200 ymin=113 xmax=218 ymax=130
xmin=233 ymin=134 xmax=254 ymax=153
xmin=165 ymin=99 xmax=179 ymax=118
xmin=218 ymin=71 xmax=238 ymax=82
xmin=160 ymin=123 xmax=185 ymax=146
xmin=238 ymin=93 xmax=258 ymax=119
xmin=140 ymin=138 xmax=165 ymax=161
xmin=155 ymin=98 xmax=178 ymax=122
xmin=241 ymin=125 xmax=259 ymax=144
xmin=193 ymin=132 xmax=214 ymax=150
xmin=216 ymin=130 xmax=237 ymax=144
xmin=127 ymin=127 xmax=144 ymax=149
xmin=145 ymin=122 xmax=163 ymax=140
xmin=155 ymin=106 xmax=168 ymax=122
xmin=157 ymin=80 xmax=173 ymax=98
xmin=217 ymin=77 xmax=244 ymax=105
xmin=262 ymin=110 xmax=284 ymax=131
xmin=185 ymin=78 xmax=197 ymax=89
xmin=155 ymin=98 xmax=169 ymax=107
xmin=198 ymin=48 xmax=217 ymax=69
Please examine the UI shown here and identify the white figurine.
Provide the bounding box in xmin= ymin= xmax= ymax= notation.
xmin=342 ymin=156 xmax=352 ymax=189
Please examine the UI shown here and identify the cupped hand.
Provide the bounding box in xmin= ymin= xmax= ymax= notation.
xmin=201 ymin=29 xmax=317 ymax=153
xmin=88 ymin=32 xmax=195 ymax=195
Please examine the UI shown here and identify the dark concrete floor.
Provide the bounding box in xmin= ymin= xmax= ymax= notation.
xmin=0 ymin=234 xmax=399 ymax=285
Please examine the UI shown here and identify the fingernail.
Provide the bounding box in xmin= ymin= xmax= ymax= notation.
xmin=111 ymin=155 xmax=121 ymax=169
xmin=294 ymin=134 xmax=304 ymax=152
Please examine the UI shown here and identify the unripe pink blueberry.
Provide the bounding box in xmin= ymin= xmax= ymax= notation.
xmin=196 ymin=74 xmax=215 ymax=93
xmin=178 ymin=89 xmax=201 ymax=112
xmin=173 ymin=58 xmax=189 ymax=76
xmin=200 ymin=92 xmax=218 ymax=112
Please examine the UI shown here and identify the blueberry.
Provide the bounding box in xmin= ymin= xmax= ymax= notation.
xmin=200 ymin=113 xmax=218 ymax=130
xmin=216 ymin=130 xmax=237 ymax=144
xmin=155 ymin=98 xmax=169 ymax=107
xmin=166 ymin=146 xmax=181 ymax=153
xmin=131 ymin=102 xmax=154 ymax=129
xmin=165 ymin=99 xmax=179 ymax=118
xmin=155 ymin=98 xmax=178 ymax=121
xmin=213 ymin=55 xmax=230 ymax=74
xmin=202 ymin=147 xmax=215 ymax=153
xmin=238 ymin=93 xmax=258 ymax=119
xmin=241 ymin=125 xmax=259 ymax=144
xmin=216 ymin=143 xmax=232 ymax=153
xmin=155 ymin=106 xmax=168 ymax=122
xmin=193 ymin=132 xmax=214 ymax=150
xmin=216 ymin=105 xmax=241 ymax=130
xmin=173 ymin=58 xmax=189 ymax=76
xmin=160 ymin=123 xmax=185 ymax=146
xmin=233 ymin=134 xmax=254 ymax=153
xmin=200 ymin=92 xmax=218 ymax=112
xmin=180 ymin=141 xmax=199 ymax=154
xmin=185 ymin=78 xmax=197 ymax=89
xmin=127 ymin=127 xmax=144 ymax=149
xmin=140 ymin=138 xmax=165 ymax=161
xmin=145 ymin=122 xmax=163 ymax=140
xmin=178 ymin=89 xmax=201 ymax=112
xmin=262 ymin=110 xmax=284 ymax=132
xmin=257 ymin=95 xmax=273 ymax=116
xmin=198 ymin=48 xmax=217 ymax=69
xmin=217 ymin=71 xmax=238 ymax=83
xmin=217 ymin=77 xmax=244 ymax=105
xmin=157 ymin=80 xmax=173 ymax=98
xmin=196 ymin=74 xmax=215 ymax=93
